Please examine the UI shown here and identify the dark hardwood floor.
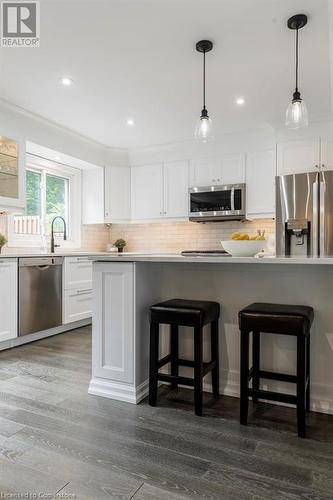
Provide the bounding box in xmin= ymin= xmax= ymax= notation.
xmin=0 ymin=327 xmax=333 ymax=499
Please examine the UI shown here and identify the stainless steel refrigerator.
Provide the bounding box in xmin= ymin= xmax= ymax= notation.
xmin=276 ymin=171 xmax=333 ymax=257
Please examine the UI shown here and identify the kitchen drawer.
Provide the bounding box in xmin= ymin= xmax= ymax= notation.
xmin=64 ymin=256 xmax=92 ymax=290
xmin=63 ymin=288 xmax=92 ymax=324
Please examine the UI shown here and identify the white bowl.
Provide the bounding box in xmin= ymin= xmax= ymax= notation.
xmin=221 ymin=240 xmax=265 ymax=257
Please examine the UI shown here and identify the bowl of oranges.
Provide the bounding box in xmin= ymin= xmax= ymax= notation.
xmin=221 ymin=231 xmax=266 ymax=257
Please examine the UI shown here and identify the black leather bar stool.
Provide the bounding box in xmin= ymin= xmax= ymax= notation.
xmin=238 ymin=302 xmax=314 ymax=438
xmin=149 ymin=299 xmax=220 ymax=416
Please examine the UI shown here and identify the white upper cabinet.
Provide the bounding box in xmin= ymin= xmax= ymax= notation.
xmin=82 ymin=167 xmax=104 ymax=224
xmin=131 ymin=162 xmax=188 ymax=220
xmin=163 ymin=161 xmax=189 ymax=218
xmin=246 ymin=150 xmax=276 ymax=218
xmin=320 ymin=139 xmax=333 ymax=171
xmin=189 ymin=158 xmax=221 ymax=187
xmin=0 ymin=258 xmax=17 ymax=342
xmin=277 ymin=140 xmax=320 ymax=175
xmin=131 ymin=164 xmax=163 ymax=220
xmin=0 ymin=137 xmax=25 ymax=212
xmin=190 ymin=155 xmax=245 ymax=187
xmin=221 ymin=154 xmax=245 ymax=184
xmin=105 ymin=166 xmax=131 ymax=223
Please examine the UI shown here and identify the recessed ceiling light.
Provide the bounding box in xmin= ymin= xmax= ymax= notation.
xmin=60 ymin=77 xmax=74 ymax=87
xmin=236 ymin=97 xmax=245 ymax=106
xmin=126 ymin=119 xmax=135 ymax=126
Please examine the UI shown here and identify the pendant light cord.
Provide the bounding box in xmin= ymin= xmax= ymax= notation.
xmin=203 ymin=50 xmax=206 ymax=110
xmin=295 ymin=27 xmax=299 ymax=92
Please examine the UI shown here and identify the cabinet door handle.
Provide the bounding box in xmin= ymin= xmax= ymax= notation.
xmin=77 ymin=289 xmax=92 ymax=295
xmin=322 ymin=164 xmax=325 ymax=169
xmin=315 ymin=164 xmax=319 ymax=169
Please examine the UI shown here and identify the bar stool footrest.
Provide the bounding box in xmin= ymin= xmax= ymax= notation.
xmin=258 ymin=370 xmax=298 ymax=384
xmin=157 ymin=373 xmax=195 ymax=386
xmin=248 ymin=388 xmax=297 ymax=405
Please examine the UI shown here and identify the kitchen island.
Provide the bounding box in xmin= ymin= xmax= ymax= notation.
xmin=89 ymin=254 xmax=333 ymax=415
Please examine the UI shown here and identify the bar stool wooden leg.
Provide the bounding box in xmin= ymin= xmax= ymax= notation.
xmin=211 ymin=319 xmax=219 ymax=397
xmin=306 ymin=335 xmax=310 ymax=412
xmin=149 ymin=322 xmax=159 ymax=406
xmin=252 ymin=331 xmax=260 ymax=403
xmin=170 ymin=324 xmax=179 ymax=389
xmin=297 ymin=335 xmax=306 ymax=438
xmin=240 ymin=329 xmax=250 ymax=425
xmin=194 ymin=326 xmax=203 ymax=416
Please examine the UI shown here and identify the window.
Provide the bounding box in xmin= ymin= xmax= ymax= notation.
xmin=9 ymin=157 xmax=81 ymax=248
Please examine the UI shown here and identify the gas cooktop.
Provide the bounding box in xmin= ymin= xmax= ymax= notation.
xmin=181 ymin=250 xmax=231 ymax=257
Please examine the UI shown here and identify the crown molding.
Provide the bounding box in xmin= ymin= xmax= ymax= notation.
xmin=0 ymin=97 xmax=128 ymax=154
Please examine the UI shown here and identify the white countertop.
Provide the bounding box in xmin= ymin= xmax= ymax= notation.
xmin=90 ymin=252 xmax=333 ymax=265
xmin=0 ymin=251 xmax=111 ymax=259
xmin=1 ymin=251 xmax=333 ymax=264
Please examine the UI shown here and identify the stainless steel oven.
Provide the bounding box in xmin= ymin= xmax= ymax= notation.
xmin=189 ymin=184 xmax=246 ymax=222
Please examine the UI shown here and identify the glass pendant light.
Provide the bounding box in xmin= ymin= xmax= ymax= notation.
xmin=195 ymin=40 xmax=214 ymax=142
xmin=286 ymin=14 xmax=309 ymax=129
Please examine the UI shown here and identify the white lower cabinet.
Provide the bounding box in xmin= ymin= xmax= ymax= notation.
xmin=0 ymin=259 xmax=17 ymax=341
xmin=63 ymin=257 xmax=92 ymax=324
xmin=63 ymin=289 xmax=93 ymax=324
xmin=64 ymin=256 xmax=92 ymax=290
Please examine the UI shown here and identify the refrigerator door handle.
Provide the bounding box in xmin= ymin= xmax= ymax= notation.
xmin=312 ymin=173 xmax=319 ymax=257
xmin=319 ymin=172 xmax=326 ymax=257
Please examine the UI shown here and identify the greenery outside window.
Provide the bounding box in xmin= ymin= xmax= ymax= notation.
xmin=8 ymin=158 xmax=81 ymax=248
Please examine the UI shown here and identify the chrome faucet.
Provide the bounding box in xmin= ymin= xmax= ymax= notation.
xmin=51 ymin=216 xmax=67 ymax=253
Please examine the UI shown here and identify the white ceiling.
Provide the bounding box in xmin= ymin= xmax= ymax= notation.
xmin=0 ymin=0 xmax=331 ymax=148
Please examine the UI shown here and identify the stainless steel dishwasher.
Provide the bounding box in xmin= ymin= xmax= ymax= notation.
xmin=19 ymin=257 xmax=64 ymax=336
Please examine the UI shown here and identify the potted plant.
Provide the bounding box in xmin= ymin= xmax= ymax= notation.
xmin=114 ymin=238 xmax=126 ymax=253
xmin=0 ymin=233 xmax=7 ymax=254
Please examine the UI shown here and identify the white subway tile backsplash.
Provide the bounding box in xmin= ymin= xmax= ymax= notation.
xmin=110 ymin=219 xmax=275 ymax=253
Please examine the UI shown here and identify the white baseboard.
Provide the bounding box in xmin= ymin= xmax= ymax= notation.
xmin=88 ymin=373 xmax=333 ymax=415
xmin=88 ymin=377 xmax=149 ymax=404
xmin=168 ymin=375 xmax=333 ymax=416
xmin=0 ymin=318 xmax=92 ymax=351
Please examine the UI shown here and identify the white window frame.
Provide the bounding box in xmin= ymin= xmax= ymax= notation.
xmin=8 ymin=155 xmax=81 ymax=249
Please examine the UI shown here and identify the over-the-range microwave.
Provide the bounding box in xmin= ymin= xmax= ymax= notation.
xmin=189 ymin=183 xmax=246 ymax=222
